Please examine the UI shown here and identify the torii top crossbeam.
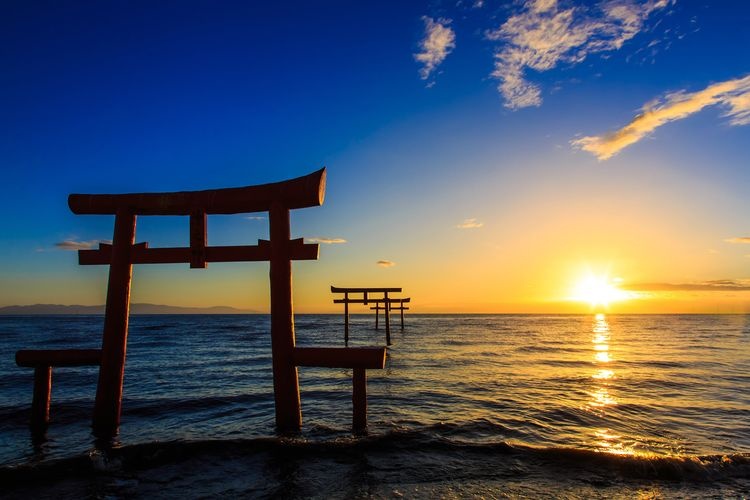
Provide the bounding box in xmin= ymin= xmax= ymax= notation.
xmin=68 ymin=167 xmax=326 ymax=215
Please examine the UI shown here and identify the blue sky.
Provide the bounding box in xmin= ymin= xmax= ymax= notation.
xmin=2 ymin=1 xmax=749 ymax=312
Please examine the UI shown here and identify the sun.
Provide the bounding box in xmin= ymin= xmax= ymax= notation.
xmin=570 ymin=274 xmax=630 ymax=307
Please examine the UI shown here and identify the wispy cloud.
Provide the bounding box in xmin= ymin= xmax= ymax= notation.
xmin=55 ymin=239 xmax=110 ymax=251
xmin=415 ymin=17 xmax=456 ymax=81
xmin=245 ymin=216 xmax=266 ymax=221
xmin=573 ymin=74 xmax=750 ymax=160
xmin=725 ymin=236 xmax=750 ymax=244
xmin=488 ymin=0 xmax=670 ymax=109
xmin=377 ymin=260 xmax=396 ymax=268
xmin=622 ymin=279 xmax=750 ymax=292
xmin=456 ymin=218 xmax=484 ymax=229
xmin=306 ymin=237 xmax=347 ymax=244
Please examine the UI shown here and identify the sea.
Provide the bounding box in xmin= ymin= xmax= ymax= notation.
xmin=1 ymin=313 xmax=749 ymax=498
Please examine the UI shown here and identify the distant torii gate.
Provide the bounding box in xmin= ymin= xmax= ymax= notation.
xmin=371 ymin=298 xmax=410 ymax=331
xmin=16 ymin=168 xmax=386 ymax=437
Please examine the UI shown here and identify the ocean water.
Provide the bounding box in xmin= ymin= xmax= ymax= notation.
xmin=1 ymin=313 xmax=749 ymax=497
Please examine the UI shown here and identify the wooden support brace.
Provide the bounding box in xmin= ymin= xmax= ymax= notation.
xmin=79 ymin=239 xmax=318 ymax=266
xmin=292 ymin=347 xmax=385 ymax=433
xmin=292 ymin=347 xmax=386 ymax=369
xmin=190 ymin=210 xmax=207 ymax=268
xmin=15 ymin=349 xmax=102 ymax=432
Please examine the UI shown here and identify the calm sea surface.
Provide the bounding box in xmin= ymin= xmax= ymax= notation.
xmin=1 ymin=314 xmax=749 ymax=497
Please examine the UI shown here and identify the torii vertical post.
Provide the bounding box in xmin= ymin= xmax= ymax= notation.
xmin=344 ymin=292 xmax=350 ymax=346
xmin=269 ymin=202 xmax=302 ymax=432
xmin=92 ymin=209 xmax=136 ymax=438
xmin=384 ymin=291 xmax=391 ymax=345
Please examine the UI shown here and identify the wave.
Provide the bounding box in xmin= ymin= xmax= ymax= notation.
xmin=3 ymin=426 xmax=748 ymax=488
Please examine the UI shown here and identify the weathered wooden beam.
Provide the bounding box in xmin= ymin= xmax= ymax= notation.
xmin=331 ymin=286 xmax=402 ymax=294
xmin=79 ymin=239 xmax=318 ymax=265
xmin=334 ymin=296 xmax=411 ymax=309
xmin=69 ymin=168 xmax=326 ymax=215
xmin=292 ymin=347 xmax=387 ymax=369
xmin=190 ymin=210 xmax=207 ymax=268
xmin=333 ymin=298 xmax=407 ymax=304
xmin=16 ymin=349 xmax=102 ymax=367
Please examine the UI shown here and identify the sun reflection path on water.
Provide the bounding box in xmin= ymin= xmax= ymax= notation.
xmin=587 ymin=313 xmax=636 ymax=455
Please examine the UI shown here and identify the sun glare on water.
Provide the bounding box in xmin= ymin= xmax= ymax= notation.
xmin=571 ymin=274 xmax=631 ymax=307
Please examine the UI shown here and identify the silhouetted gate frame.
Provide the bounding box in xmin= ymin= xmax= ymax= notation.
xmin=16 ymin=168 xmax=386 ymax=438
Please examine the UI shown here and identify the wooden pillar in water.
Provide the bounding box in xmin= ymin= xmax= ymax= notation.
xmin=384 ymin=292 xmax=391 ymax=345
xmin=31 ymin=366 xmax=52 ymax=432
xmin=374 ymin=303 xmax=379 ymax=330
xmin=344 ymin=292 xmax=349 ymax=346
xmin=92 ymin=210 xmax=136 ymax=438
xmin=352 ymin=368 xmax=367 ymax=433
xmin=400 ymin=302 xmax=405 ymax=330
xmin=269 ymin=202 xmax=302 ymax=432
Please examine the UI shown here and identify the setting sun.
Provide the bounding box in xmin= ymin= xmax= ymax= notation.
xmin=570 ymin=274 xmax=631 ymax=307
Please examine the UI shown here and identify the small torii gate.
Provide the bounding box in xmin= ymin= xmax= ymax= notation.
xmin=15 ymin=168 xmax=385 ymax=437
xmin=331 ymin=286 xmax=409 ymax=346
xmin=370 ymin=297 xmax=410 ymax=331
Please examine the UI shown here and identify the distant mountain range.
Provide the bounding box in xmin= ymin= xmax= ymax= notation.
xmin=0 ymin=303 xmax=259 ymax=315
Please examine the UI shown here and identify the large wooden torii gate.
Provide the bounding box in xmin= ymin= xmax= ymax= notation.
xmin=16 ymin=168 xmax=388 ymax=437
xmin=70 ymin=168 xmax=329 ymax=436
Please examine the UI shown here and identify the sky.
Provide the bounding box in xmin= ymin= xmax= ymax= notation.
xmin=1 ymin=0 xmax=749 ymax=313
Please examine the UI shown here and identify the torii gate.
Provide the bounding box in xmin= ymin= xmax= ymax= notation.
xmin=16 ymin=168 xmax=386 ymax=438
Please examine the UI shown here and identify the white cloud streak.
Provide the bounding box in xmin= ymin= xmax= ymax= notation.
xmin=377 ymin=260 xmax=396 ymax=268
xmin=623 ymin=279 xmax=750 ymax=292
xmin=726 ymin=236 xmax=750 ymax=244
xmin=55 ymin=239 xmax=110 ymax=251
xmin=456 ymin=218 xmax=484 ymax=229
xmin=573 ymin=74 xmax=750 ymax=159
xmin=306 ymin=237 xmax=347 ymax=244
xmin=415 ymin=17 xmax=456 ymax=81
xmin=488 ymin=0 xmax=670 ymax=109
